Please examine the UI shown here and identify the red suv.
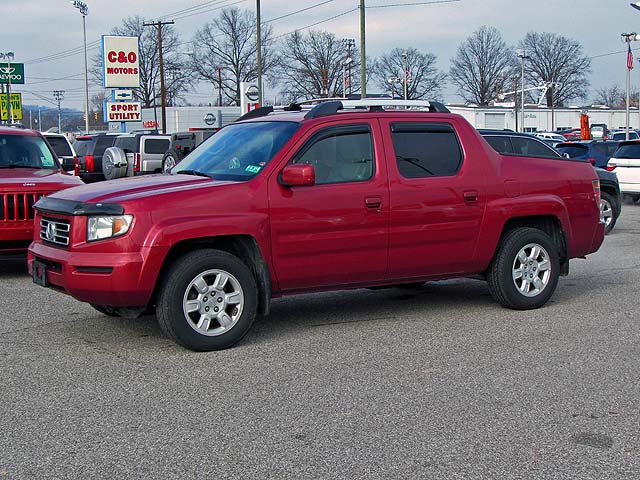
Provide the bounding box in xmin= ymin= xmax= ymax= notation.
xmin=29 ymin=100 xmax=604 ymax=351
xmin=0 ymin=127 xmax=83 ymax=253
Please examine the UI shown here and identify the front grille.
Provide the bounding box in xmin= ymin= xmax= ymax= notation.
xmin=0 ymin=192 xmax=50 ymax=222
xmin=40 ymin=218 xmax=71 ymax=247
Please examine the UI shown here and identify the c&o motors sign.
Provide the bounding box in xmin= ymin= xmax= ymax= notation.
xmin=102 ymin=36 xmax=140 ymax=88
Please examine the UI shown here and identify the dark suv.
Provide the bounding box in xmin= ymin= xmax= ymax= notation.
xmin=555 ymin=140 xmax=620 ymax=169
xmin=72 ymin=133 xmax=119 ymax=183
xmin=480 ymin=130 xmax=621 ymax=234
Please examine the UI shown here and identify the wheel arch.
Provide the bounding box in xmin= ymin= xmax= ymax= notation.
xmin=151 ymin=235 xmax=271 ymax=316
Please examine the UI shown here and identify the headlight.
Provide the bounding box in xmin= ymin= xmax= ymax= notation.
xmin=87 ymin=215 xmax=134 ymax=242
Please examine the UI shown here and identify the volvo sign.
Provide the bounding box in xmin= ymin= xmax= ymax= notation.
xmin=0 ymin=63 xmax=25 ymax=85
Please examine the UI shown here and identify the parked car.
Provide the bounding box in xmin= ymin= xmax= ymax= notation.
xmin=607 ymin=140 xmax=640 ymax=203
xmin=162 ymin=130 xmax=218 ymax=172
xmin=534 ymin=132 xmax=566 ymax=142
xmin=555 ymin=140 xmax=620 ymax=169
xmin=0 ymin=127 xmax=83 ymax=253
xmin=29 ymin=99 xmax=604 ymax=351
xmin=480 ymin=131 xmax=621 ymax=234
xmin=42 ymin=133 xmax=76 ymax=175
xmin=103 ymin=132 xmax=171 ymax=180
xmin=590 ymin=123 xmax=608 ymax=139
xmin=559 ymin=128 xmax=582 ymax=140
xmin=72 ymin=133 xmax=120 ymax=183
xmin=608 ymin=130 xmax=639 ymax=141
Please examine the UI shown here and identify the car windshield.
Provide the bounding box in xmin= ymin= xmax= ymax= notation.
xmin=556 ymin=145 xmax=588 ymax=158
xmin=0 ymin=134 xmax=59 ymax=169
xmin=171 ymin=121 xmax=299 ymax=181
xmin=613 ymin=144 xmax=640 ymax=159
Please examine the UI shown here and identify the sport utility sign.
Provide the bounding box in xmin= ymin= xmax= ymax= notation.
xmin=102 ymin=36 xmax=140 ymax=88
xmin=106 ymin=101 xmax=141 ymax=122
xmin=0 ymin=63 xmax=25 ymax=85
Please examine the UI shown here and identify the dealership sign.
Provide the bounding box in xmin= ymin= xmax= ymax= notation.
xmin=106 ymin=101 xmax=141 ymax=122
xmin=102 ymin=36 xmax=140 ymax=88
xmin=0 ymin=63 xmax=25 ymax=85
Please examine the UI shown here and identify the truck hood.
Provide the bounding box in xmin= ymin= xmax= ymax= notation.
xmin=0 ymin=168 xmax=83 ymax=192
xmin=49 ymin=173 xmax=234 ymax=204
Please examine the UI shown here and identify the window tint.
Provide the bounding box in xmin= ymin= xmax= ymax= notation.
xmin=0 ymin=135 xmax=58 ymax=168
xmin=391 ymin=123 xmax=462 ymax=178
xmin=613 ymin=144 xmax=640 ymax=158
xmin=511 ymin=137 xmax=560 ymax=157
xmin=115 ymin=136 xmax=137 ymax=153
xmin=144 ymin=138 xmax=170 ymax=154
xmin=45 ymin=136 xmax=72 ymax=157
xmin=556 ymin=144 xmax=588 ymax=158
xmin=94 ymin=135 xmax=117 ymax=155
xmin=72 ymin=139 xmax=91 ymax=156
xmin=294 ymin=126 xmax=374 ymax=184
xmin=484 ymin=135 xmax=512 ymax=154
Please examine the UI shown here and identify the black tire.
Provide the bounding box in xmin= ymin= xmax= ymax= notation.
xmin=156 ymin=249 xmax=258 ymax=351
xmin=90 ymin=304 xmax=120 ymax=317
xmin=487 ymin=227 xmax=560 ymax=310
xmin=600 ymin=191 xmax=618 ymax=235
xmin=162 ymin=149 xmax=181 ymax=173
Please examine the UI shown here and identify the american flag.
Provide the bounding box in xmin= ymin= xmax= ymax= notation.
xmin=628 ymin=44 xmax=634 ymax=71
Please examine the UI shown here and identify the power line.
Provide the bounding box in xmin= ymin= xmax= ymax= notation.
xmin=267 ymin=0 xmax=336 ymax=23
xmin=273 ymin=7 xmax=359 ymax=40
xmin=172 ymin=0 xmax=248 ymax=21
xmin=367 ymin=0 xmax=461 ymax=8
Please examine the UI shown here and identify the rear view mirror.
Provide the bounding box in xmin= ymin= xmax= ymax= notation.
xmin=281 ymin=164 xmax=315 ymax=187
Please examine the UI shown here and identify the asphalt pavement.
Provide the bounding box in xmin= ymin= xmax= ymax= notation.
xmin=1 ymin=203 xmax=640 ymax=479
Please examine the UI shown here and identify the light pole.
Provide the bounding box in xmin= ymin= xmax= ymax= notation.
xmin=53 ymin=90 xmax=65 ymax=133
xmin=0 ymin=52 xmax=15 ymax=124
xmin=402 ymin=51 xmax=408 ymax=100
xmin=343 ymin=57 xmax=353 ymax=98
xmin=69 ymin=1 xmax=89 ymax=134
xmin=516 ymin=49 xmax=529 ymax=133
xmin=622 ymin=33 xmax=639 ymax=140
xmin=388 ymin=76 xmax=401 ymax=99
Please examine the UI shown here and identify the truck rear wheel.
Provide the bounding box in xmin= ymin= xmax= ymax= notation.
xmin=487 ymin=228 xmax=560 ymax=310
xmin=156 ymin=249 xmax=258 ymax=351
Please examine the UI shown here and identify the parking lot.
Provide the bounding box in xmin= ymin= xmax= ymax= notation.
xmin=1 ymin=203 xmax=639 ymax=479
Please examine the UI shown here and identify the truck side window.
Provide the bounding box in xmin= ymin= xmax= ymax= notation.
xmin=293 ymin=126 xmax=374 ymax=185
xmin=391 ymin=122 xmax=463 ymax=178
xmin=484 ymin=135 xmax=513 ymax=155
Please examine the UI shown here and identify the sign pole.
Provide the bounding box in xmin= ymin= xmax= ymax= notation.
xmin=7 ymin=59 xmax=12 ymax=124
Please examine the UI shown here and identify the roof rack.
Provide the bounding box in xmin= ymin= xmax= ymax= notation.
xmin=235 ymin=98 xmax=451 ymax=122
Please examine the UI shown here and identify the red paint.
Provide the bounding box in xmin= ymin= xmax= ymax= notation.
xmin=27 ymin=112 xmax=604 ymax=308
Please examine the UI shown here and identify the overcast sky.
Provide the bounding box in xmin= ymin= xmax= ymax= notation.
xmin=6 ymin=0 xmax=640 ymax=110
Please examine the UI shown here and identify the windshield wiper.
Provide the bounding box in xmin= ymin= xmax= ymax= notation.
xmin=175 ymin=169 xmax=212 ymax=178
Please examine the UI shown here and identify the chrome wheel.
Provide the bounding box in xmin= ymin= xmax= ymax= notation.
xmin=182 ymin=269 xmax=244 ymax=336
xmin=163 ymin=154 xmax=177 ymax=172
xmin=600 ymin=198 xmax=613 ymax=230
xmin=512 ymin=243 xmax=551 ymax=298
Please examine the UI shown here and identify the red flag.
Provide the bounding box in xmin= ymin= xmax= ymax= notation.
xmin=628 ymin=44 xmax=634 ymax=71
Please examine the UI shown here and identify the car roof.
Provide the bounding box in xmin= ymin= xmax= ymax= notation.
xmin=0 ymin=127 xmax=40 ymax=136
xmin=477 ymin=129 xmax=534 ymax=138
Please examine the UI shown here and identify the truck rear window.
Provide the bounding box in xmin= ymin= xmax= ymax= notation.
xmin=45 ymin=136 xmax=72 ymax=157
xmin=556 ymin=145 xmax=588 ymax=158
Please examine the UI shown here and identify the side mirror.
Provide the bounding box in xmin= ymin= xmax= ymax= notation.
xmin=61 ymin=157 xmax=75 ymax=172
xmin=281 ymin=164 xmax=315 ymax=187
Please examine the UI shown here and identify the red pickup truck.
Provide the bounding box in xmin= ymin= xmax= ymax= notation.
xmin=29 ymin=100 xmax=604 ymax=351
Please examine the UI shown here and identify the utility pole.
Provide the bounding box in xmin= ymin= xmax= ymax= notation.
xmin=256 ymin=0 xmax=262 ymax=106
xmin=53 ymin=90 xmax=64 ymax=133
xmin=359 ymin=0 xmax=366 ymax=99
xmin=143 ymin=20 xmax=175 ymax=134
xmin=342 ymin=38 xmax=355 ymax=95
xmin=516 ymin=49 xmax=529 ymax=133
xmin=218 ymin=67 xmax=223 ymax=106
xmin=402 ymin=51 xmax=408 ymax=100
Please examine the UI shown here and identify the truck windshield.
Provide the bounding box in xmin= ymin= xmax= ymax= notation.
xmin=172 ymin=121 xmax=299 ymax=181
xmin=0 ymin=134 xmax=59 ymax=169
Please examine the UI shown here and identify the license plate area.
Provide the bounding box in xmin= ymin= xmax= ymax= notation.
xmin=32 ymin=260 xmax=48 ymax=287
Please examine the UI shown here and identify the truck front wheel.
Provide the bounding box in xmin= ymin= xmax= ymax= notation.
xmin=157 ymin=249 xmax=258 ymax=351
xmin=487 ymin=228 xmax=560 ymax=310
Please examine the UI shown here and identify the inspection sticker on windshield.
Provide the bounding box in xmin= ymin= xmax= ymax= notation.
xmin=245 ymin=165 xmax=262 ymax=173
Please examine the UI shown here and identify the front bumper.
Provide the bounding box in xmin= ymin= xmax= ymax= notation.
xmin=28 ymin=241 xmax=161 ymax=307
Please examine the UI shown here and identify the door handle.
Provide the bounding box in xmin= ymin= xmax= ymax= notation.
xmin=365 ymin=196 xmax=382 ymax=210
xmin=463 ymin=190 xmax=478 ymax=202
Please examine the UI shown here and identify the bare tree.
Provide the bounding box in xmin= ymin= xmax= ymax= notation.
xmin=91 ymin=16 xmax=192 ymax=107
xmin=593 ymin=86 xmax=625 ymax=107
xmin=276 ymin=30 xmax=364 ymax=103
xmin=191 ymin=8 xmax=278 ymax=106
xmin=518 ymin=32 xmax=591 ymax=107
xmin=372 ymin=47 xmax=446 ymax=101
xmin=449 ymin=26 xmax=516 ymax=105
